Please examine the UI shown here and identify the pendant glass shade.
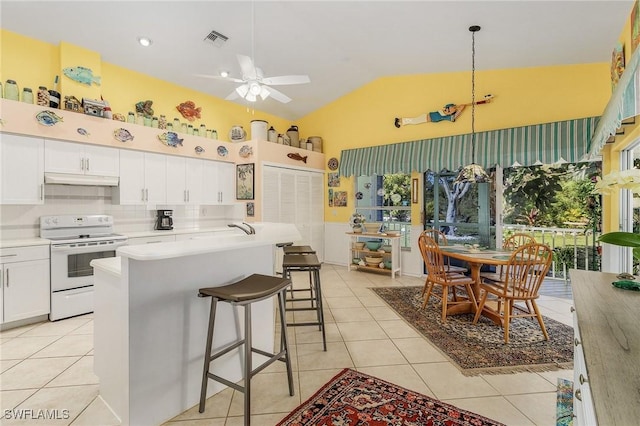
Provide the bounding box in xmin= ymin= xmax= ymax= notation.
xmin=455 ymin=24 xmax=489 ymax=184
xmin=454 ymin=163 xmax=490 ymax=184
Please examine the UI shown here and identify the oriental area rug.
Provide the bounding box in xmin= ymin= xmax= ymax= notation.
xmin=277 ymin=368 xmax=504 ymax=426
xmin=372 ymin=286 xmax=573 ymax=376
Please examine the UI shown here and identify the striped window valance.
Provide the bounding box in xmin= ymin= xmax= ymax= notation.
xmin=339 ymin=116 xmax=599 ymax=177
xmin=588 ymin=46 xmax=640 ymax=158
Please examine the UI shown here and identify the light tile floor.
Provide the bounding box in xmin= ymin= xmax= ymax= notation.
xmin=0 ymin=265 xmax=574 ymax=425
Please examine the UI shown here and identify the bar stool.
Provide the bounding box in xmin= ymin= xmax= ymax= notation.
xmin=198 ymin=274 xmax=294 ymax=425
xmin=283 ymin=245 xmax=317 ymax=302
xmin=274 ymin=242 xmax=293 ymax=276
xmin=282 ymin=253 xmax=326 ymax=351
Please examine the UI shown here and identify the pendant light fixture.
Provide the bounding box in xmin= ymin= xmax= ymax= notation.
xmin=455 ymin=25 xmax=490 ymax=184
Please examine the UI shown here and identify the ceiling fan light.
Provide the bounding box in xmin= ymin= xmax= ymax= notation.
xmin=249 ymin=82 xmax=262 ymax=96
xmin=259 ymin=86 xmax=270 ymax=100
xmin=246 ymin=93 xmax=257 ymax=102
xmin=235 ymin=84 xmax=249 ymax=98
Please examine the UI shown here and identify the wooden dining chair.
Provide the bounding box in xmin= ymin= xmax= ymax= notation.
xmin=418 ymin=234 xmax=478 ymax=323
xmin=420 ymin=229 xmax=468 ymax=273
xmin=472 ymin=243 xmax=553 ymax=344
xmin=480 ymin=233 xmax=536 ymax=283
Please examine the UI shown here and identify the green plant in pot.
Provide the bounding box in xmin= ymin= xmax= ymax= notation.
xmin=594 ymin=168 xmax=640 ymax=275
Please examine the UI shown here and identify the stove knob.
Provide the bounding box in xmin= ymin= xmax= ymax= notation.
xmin=98 ymin=216 xmax=103 ymax=222
xmin=104 ymin=216 xmax=110 ymax=222
xmin=44 ymin=218 xmax=51 ymax=225
xmin=52 ymin=218 xmax=58 ymax=225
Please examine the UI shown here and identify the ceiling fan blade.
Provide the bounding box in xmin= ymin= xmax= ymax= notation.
xmin=194 ymin=74 xmax=245 ymax=83
xmin=262 ymin=86 xmax=291 ymax=103
xmin=262 ymin=75 xmax=310 ymax=85
xmin=225 ymin=90 xmax=240 ymax=101
xmin=237 ymin=54 xmax=257 ymax=80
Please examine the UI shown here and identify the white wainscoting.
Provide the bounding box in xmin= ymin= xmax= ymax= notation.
xmin=323 ymin=222 xmax=424 ymax=277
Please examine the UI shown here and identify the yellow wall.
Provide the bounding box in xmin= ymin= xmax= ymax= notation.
xmin=298 ymin=63 xmax=612 ymax=224
xmin=0 ymin=29 xmax=291 ymax=140
xmin=0 ymin=28 xmax=620 ymax=229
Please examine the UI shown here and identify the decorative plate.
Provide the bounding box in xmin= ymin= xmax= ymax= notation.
xmin=239 ymin=145 xmax=253 ymax=158
xmin=195 ymin=146 xmax=205 ymax=154
xmin=355 ymin=191 xmax=363 ymax=200
xmin=328 ymin=157 xmax=339 ymax=170
xmin=113 ymin=128 xmax=134 ymax=143
xmin=36 ymin=110 xmax=64 ymax=126
xmin=217 ymin=145 xmax=228 ymax=157
xmin=77 ymin=127 xmax=90 ymax=136
xmin=390 ymin=193 xmax=402 ymax=203
xmin=377 ymin=188 xmax=385 ymax=196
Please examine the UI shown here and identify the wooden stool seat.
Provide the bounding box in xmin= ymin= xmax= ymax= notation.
xmin=283 ymin=245 xmax=316 ymax=255
xmin=198 ymin=274 xmax=294 ymax=425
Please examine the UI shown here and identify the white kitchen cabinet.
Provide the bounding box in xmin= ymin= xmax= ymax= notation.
xmin=45 ymin=140 xmax=119 ymax=176
xmin=262 ymin=166 xmax=324 ymax=261
xmin=202 ymin=160 xmax=235 ymax=205
xmin=166 ymin=156 xmax=204 ymax=205
xmin=115 ymin=150 xmax=166 ymax=205
xmin=0 ymin=133 xmax=44 ymax=205
xmin=0 ymin=245 xmax=50 ymax=324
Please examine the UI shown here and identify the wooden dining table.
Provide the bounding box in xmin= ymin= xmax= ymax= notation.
xmin=439 ymin=245 xmax=515 ymax=324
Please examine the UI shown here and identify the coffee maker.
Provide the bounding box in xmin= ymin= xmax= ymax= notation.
xmin=155 ymin=210 xmax=173 ymax=230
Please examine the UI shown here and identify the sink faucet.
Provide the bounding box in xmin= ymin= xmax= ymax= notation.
xmin=228 ymin=223 xmax=254 ymax=235
xmin=242 ymin=222 xmax=256 ymax=234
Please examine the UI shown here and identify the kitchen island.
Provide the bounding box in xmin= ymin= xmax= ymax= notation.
xmin=91 ymin=223 xmax=301 ymax=426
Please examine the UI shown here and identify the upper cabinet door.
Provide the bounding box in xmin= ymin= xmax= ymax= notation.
xmin=115 ymin=149 xmax=146 ymax=205
xmin=165 ymin=155 xmax=187 ymax=205
xmin=83 ymin=144 xmax=119 ymax=177
xmin=44 ymin=140 xmax=84 ymax=174
xmin=185 ymin=158 xmax=204 ymax=205
xmin=217 ymin=162 xmax=235 ymax=204
xmin=44 ymin=140 xmax=119 ymax=177
xmin=201 ymin=160 xmax=221 ymax=205
xmin=0 ymin=134 xmax=44 ymax=205
xmin=144 ymin=152 xmax=167 ymax=205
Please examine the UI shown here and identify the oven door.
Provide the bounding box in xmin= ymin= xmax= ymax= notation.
xmin=50 ymin=240 xmax=127 ymax=292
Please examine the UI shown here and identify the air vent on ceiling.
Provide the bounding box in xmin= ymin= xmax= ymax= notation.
xmin=204 ymin=30 xmax=229 ymax=47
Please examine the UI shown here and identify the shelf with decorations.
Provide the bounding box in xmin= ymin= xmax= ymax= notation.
xmin=346 ymin=231 xmax=401 ymax=278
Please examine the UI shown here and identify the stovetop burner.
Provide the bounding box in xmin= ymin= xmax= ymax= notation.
xmin=40 ymin=215 xmax=127 ymax=244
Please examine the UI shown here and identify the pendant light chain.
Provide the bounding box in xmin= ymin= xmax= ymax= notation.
xmin=471 ymin=25 xmax=477 ymax=164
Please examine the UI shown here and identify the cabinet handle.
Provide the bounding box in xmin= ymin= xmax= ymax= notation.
xmin=86 ymin=158 xmax=90 ymax=171
xmin=142 ymin=189 xmax=145 ymax=202
xmin=574 ymin=389 xmax=582 ymax=401
xmin=579 ymin=373 xmax=588 ymax=385
xmin=41 ymin=183 xmax=44 ymax=200
xmin=145 ymin=188 xmax=149 ymax=202
xmin=0 ymin=254 xmax=17 ymax=258
xmin=6 ymin=268 xmax=9 ymax=287
xmin=81 ymin=158 xmax=85 ymax=170
xmin=184 ymin=190 xmax=187 ymax=202
xmin=570 ymin=306 xmax=575 ymax=313
xmin=574 ymin=337 xmax=581 ymax=347
xmin=187 ymin=190 xmax=190 ymax=202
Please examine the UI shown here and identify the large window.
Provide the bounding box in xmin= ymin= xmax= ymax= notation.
xmin=355 ymin=173 xmax=411 ymax=247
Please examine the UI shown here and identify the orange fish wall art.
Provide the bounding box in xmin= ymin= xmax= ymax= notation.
xmin=176 ymin=101 xmax=202 ymax=121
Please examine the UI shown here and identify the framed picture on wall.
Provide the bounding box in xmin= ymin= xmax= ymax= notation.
xmin=328 ymin=172 xmax=340 ymax=187
xmin=246 ymin=202 xmax=255 ymax=217
xmin=328 ymin=189 xmax=334 ymax=207
xmin=236 ymin=163 xmax=255 ymax=200
xmin=633 ymin=0 xmax=640 ymax=53
xmin=334 ymin=191 xmax=347 ymax=207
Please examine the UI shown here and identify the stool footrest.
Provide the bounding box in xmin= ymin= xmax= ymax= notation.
xmin=285 ymin=306 xmax=319 ymax=312
xmin=287 ymin=322 xmax=322 ymax=327
xmin=208 ymin=339 xmax=244 ymax=362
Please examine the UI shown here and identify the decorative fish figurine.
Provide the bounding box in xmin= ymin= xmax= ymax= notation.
xmin=36 ymin=110 xmax=64 ymax=126
xmin=77 ymin=128 xmax=90 ymax=137
xmin=63 ymin=66 xmax=101 ymax=86
xmin=194 ymin=146 xmax=205 ymax=154
xmin=158 ymin=131 xmax=184 ymax=147
xmin=176 ymin=101 xmax=201 ymax=122
xmin=287 ymin=152 xmax=308 ymax=163
xmin=113 ymin=128 xmax=134 ymax=143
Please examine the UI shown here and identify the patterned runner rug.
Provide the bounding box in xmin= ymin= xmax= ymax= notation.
xmin=556 ymin=378 xmax=574 ymax=426
xmin=277 ymin=368 xmax=504 ymax=426
xmin=372 ymin=286 xmax=573 ymax=375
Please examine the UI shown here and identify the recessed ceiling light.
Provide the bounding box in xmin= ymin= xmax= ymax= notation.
xmin=137 ymin=36 xmax=153 ymax=47
xmin=220 ymin=71 xmax=229 ymax=78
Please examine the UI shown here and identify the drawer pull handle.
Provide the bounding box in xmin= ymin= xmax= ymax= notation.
xmin=574 ymin=337 xmax=581 ymax=347
xmin=570 ymin=306 xmax=575 ymax=313
xmin=574 ymin=389 xmax=582 ymax=401
xmin=579 ymin=374 xmax=588 ymax=385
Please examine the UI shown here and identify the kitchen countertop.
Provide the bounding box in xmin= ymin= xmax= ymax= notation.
xmin=114 ymin=222 xmax=301 ymax=261
xmin=121 ymin=226 xmax=237 ymax=239
xmin=0 ymin=238 xmax=51 ymax=249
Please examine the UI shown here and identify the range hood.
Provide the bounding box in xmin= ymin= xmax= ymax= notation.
xmin=44 ymin=172 xmax=119 ymax=186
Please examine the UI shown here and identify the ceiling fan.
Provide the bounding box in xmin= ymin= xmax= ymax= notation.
xmin=198 ymin=54 xmax=310 ymax=103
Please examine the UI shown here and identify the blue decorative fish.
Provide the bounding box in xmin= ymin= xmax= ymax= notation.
xmin=36 ymin=110 xmax=64 ymax=126
xmin=113 ymin=128 xmax=134 ymax=143
xmin=63 ymin=66 xmax=101 ymax=86
xmin=158 ymin=132 xmax=183 ymax=148
xmin=195 ymin=146 xmax=205 ymax=154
